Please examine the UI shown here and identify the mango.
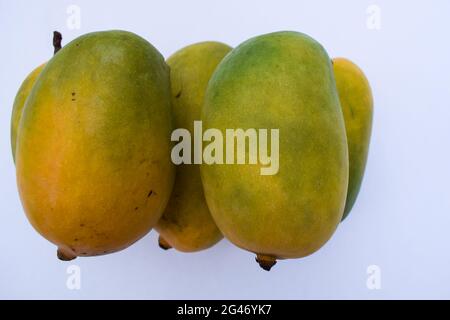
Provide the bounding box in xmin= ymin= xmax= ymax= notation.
xmin=12 ymin=32 xmax=63 ymax=162
xmin=11 ymin=64 xmax=45 ymax=162
xmin=333 ymin=58 xmax=373 ymax=220
xmin=200 ymin=31 xmax=348 ymax=270
xmin=156 ymin=42 xmax=232 ymax=252
xmin=15 ymin=30 xmax=175 ymax=260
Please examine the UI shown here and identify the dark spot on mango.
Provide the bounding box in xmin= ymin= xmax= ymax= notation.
xmin=135 ymin=207 xmax=139 ymax=211
xmin=175 ymin=90 xmax=182 ymax=98
xmin=147 ymin=190 xmax=154 ymax=197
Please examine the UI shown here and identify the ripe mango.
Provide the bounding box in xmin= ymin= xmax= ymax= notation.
xmin=333 ymin=58 xmax=373 ymax=220
xmin=156 ymin=42 xmax=232 ymax=252
xmin=11 ymin=64 xmax=45 ymax=162
xmin=15 ymin=31 xmax=175 ymax=260
xmin=12 ymin=32 xmax=62 ymax=163
xmin=200 ymin=31 xmax=348 ymax=270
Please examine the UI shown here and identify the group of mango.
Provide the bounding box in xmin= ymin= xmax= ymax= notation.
xmin=11 ymin=30 xmax=372 ymax=271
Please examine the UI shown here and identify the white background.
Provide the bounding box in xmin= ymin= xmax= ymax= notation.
xmin=1 ymin=0 xmax=450 ymax=299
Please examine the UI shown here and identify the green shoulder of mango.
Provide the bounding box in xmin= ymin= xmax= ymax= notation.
xmin=15 ymin=30 xmax=175 ymax=260
xmin=333 ymin=58 xmax=373 ymax=221
xmin=201 ymin=31 xmax=349 ymax=270
xmin=156 ymin=41 xmax=232 ymax=252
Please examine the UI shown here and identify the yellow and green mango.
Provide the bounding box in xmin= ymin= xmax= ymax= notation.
xmin=200 ymin=31 xmax=348 ymax=270
xmin=333 ymin=58 xmax=373 ymax=220
xmin=15 ymin=30 xmax=175 ymax=260
xmin=11 ymin=64 xmax=45 ymax=162
xmin=156 ymin=41 xmax=232 ymax=252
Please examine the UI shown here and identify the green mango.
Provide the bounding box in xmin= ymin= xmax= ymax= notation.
xmin=16 ymin=31 xmax=175 ymax=260
xmin=200 ymin=31 xmax=348 ymax=270
xmin=11 ymin=64 xmax=45 ymax=162
xmin=333 ymin=58 xmax=373 ymax=221
xmin=156 ymin=41 xmax=232 ymax=252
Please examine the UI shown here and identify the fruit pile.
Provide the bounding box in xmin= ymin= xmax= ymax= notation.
xmin=11 ymin=30 xmax=372 ymax=271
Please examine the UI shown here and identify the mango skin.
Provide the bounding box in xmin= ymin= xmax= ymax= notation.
xmin=15 ymin=31 xmax=175 ymax=258
xmin=156 ymin=42 xmax=232 ymax=252
xmin=201 ymin=31 xmax=348 ymax=260
xmin=11 ymin=64 xmax=45 ymax=162
xmin=333 ymin=58 xmax=373 ymax=221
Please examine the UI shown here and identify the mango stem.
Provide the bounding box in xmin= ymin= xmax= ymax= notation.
xmin=158 ymin=236 xmax=172 ymax=250
xmin=255 ymin=254 xmax=277 ymax=271
xmin=57 ymin=246 xmax=77 ymax=261
xmin=53 ymin=31 xmax=62 ymax=54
